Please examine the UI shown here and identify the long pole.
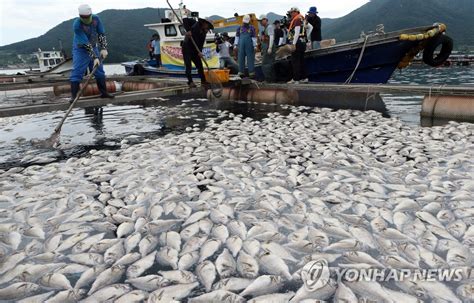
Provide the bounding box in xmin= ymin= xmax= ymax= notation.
xmin=53 ymin=63 xmax=99 ymax=134
xmin=165 ymin=0 xmax=210 ymax=70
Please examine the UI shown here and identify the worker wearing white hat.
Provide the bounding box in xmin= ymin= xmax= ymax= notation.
xmin=258 ymin=14 xmax=275 ymax=82
xmin=234 ymin=15 xmax=257 ymax=78
xmin=70 ymin=4 xmax=113 ymax=102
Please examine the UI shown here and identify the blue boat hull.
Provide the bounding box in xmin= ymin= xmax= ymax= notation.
xmin=123 ymin=39 xmax=420 ymax=84
xmin=258 ymin=39 xmax=419 ymax=83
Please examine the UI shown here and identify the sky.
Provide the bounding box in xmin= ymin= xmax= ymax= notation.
xmin=0 ymin=0 xmax=369 ymax=46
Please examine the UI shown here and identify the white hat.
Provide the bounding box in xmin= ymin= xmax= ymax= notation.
xmin=290 ymin=7 xmax=299 ymax=12
xmin=78 ymin=4 xmax=92 ymax=15
xmin=258 ymin=14 xmax=267 ymax=21
xmin=243 ymin=15 xmax=251 ymax=23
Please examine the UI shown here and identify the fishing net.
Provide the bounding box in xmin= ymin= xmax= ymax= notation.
xmin=205 ymin=68 xmax=223 ymax=99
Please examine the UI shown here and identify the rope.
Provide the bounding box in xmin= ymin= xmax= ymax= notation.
xmin=345 ymin=36 xmax=369 ymax=84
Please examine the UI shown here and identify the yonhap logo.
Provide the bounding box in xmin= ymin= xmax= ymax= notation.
xmin=301 ymin=259 xmax=330 ymax=291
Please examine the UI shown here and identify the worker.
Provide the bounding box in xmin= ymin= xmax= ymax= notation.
xmin=287 ymin=7 xmax=308 ymax=84
xmin=273 ymin=20 xmax=285 ymax=47
xmin=182 ymin=18 xmax=213 ymax=88
xmin=258 ymin=14 xmax=275 ymax=82
xmin=151 ymin=34 xmax=162 ymax=67
xmin=70 ymin=4 xmax=113 ymax=103
xmin=234 ymin=15 xmax=257 ymax=79
xmin=181 ymin=5 xmax=191 ymax=18
xmin=216 ymin=32 xmax=239 ymax=74
xmin=146 ymin=37 xmax=154 ymax=60
xmin=306 ymin=6 xmax=322 ymax=49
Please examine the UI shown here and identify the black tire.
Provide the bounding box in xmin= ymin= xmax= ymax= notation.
xmin=131 ymin=64 xmax=145 ymax=76
xmin=423 ymin=34 xmax=453 ymax=67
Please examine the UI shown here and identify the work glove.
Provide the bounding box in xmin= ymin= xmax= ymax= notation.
xmin=93 ymin=58 xmax=101 ymax=68
xmin=267 ymin=48 xmax=272 ymax=55
xmin=100 ymin=49 xmax=108 ymax=59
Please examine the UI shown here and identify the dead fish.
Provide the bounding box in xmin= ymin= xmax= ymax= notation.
xmin=156 ymin=247 xmax=179 ymax=269
xmin=240 ymin=275 xmax=283 ymax=297
xmin=39 ymin=272 xmax=72 ymax=289
xmin=213 ymin=277 xmax=254 ymax=292
xmin=158 ymin=270 xmax=197 ymax=284
xmin=88 ymin=264 xmax=126 ymax=295
xmin=114 ymin=252 xmax=142 ymax=266
xmin=126 ymin=275 xmax=169 ymax=291
xmin=237 ymin=251 xmax=259 ymax=278
xmin=196 ymin=260 xmax=216 ymax=292
xmin=178 ymin=251 xmax=200 ymax=271
xmin=0 ymin=251 xmax=26 ymax=275
xmin=259 ymin=252 xmax=292 ymax=280
xmin=159 ymin=231 xmax=181 ymax=251
xmin=45 ymin=288 xmax=86 ymax=303
xmin=227 ymin=235 xmax=243 ymax=257
xmin=115 ymin=290 xmax=149 ymax=303
xmin=17 ymin=291 xmax=55 ymax=303
xmin=127 ymin=251 xmax=157 ymax=278
xmin=0 ymin=282 xmax=41 ymax=301
xmin=81 ymin=283 xmax=132 ymax=303
xmin=148 ymin=282 xmax=199 ymax=301
xmin=199 ymin=239 xmax=221 ymax=262
xmin=188 ymin=290 xmax=246 ymax=303
xmin=75 ymin=265 xmax=107 ymax=289
xmin=139 ymin=234 xmax=159 ymax=257
xmin=216 ymin=248 xmax=237 ymax=278
xmin=104 ymin=240 xmax=125 ymax=265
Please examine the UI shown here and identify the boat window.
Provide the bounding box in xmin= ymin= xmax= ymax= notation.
xmin=44 ymin=53 xmax=50 ymax=58
xmin=49 ymin=59 xmax=55 ymax=65
xmin=165 ymin=25 xmax=178 ymax=36
xmin=44 ymin=60 xmax=49 ymax=66
xmin=179 ymin=25 xmax=186 ymax=35
xmin=56 ymin=59 xmax=61 ymax=64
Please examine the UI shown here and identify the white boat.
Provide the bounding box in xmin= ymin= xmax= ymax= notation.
xmin=122 ymin=2 xmax=259 ymax=77
xmin=26 ymin=48 xmax=73 ymax=75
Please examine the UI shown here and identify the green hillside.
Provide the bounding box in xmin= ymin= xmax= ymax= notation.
xmin=0 ymin=1 xmax=472 ymax=65
xmin=0 ymin=8 xmax=166 ymax=64
xmin=324 ymin=0 xmax=474 ymax=48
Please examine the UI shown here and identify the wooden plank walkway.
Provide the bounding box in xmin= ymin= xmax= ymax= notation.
xmin=0 ymin=85 xmax=201 ymax=118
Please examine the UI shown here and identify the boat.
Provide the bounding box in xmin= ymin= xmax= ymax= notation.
xmin=122 ymin=4 xmax=453 ymax=84
xmin=25 ymin=48 xmax=73 ymax=76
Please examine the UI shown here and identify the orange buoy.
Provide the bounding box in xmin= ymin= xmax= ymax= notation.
xmin=208 ymin=87 xmax=298 ymax=104
xmin=122 ymin=81 xmax=167 ymax=92
xmin=421 ymin=95 xmax=474 ymax=121
xmin=53 ymin=81 xmax=116 ymax=96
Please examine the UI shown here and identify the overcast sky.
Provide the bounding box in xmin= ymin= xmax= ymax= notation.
xmin=0 ymin=0 xmax=369 ymax=46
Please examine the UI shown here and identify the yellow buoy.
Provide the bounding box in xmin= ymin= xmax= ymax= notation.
xmin=416 ymin=34 xmax=425 ymax=40
xmin=439 ymin=23 xmax=447 ymax=32
xmin=409 ymin=35 xmax=418 ymax=41
xmin=400 ymin=34 xmax=409 ymax=40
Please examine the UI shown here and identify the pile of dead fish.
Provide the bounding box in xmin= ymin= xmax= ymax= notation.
xmin=0 ymin=107 xmax=473 ymax=302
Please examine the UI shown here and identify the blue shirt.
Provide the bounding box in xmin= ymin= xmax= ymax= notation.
xmin=152 ymin=40 xmax=161 ymax=55
xmin=73 ymin=15 xmax=105 ymax=49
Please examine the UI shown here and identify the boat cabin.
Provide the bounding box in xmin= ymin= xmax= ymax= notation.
xmin=34 ymin=49 xmax=65 ymax=72
xmin=144 ymin=3 xmax=258 ymax=71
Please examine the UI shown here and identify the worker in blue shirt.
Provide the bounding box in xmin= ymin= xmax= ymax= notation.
xmin=70 ymin=4 xmax=113 ymax=102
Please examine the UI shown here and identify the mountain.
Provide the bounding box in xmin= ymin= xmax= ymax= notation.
xmin=323 ymin=0 xmax=474 ymax=48
xmin=0 ymin=8 xmax=166 ymax=65
xmin=0 ymin=0 xmax=472 ymax=66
